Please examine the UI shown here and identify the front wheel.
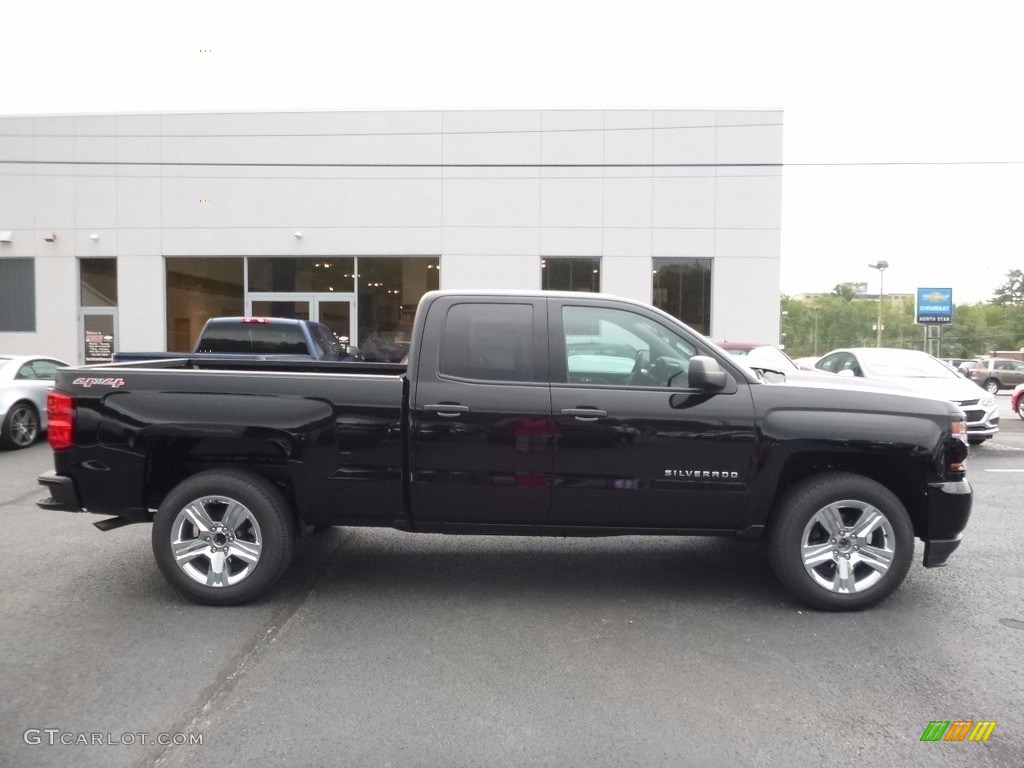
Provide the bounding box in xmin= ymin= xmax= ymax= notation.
xmin=152 ymin=470 xmax=295 ymax=605
xmin=1 ymin=402 xmax=40 ymax=449
xmin=1017 ymin=397 xmax=1024 ymax=420
xmin=768 ymin=472 xmax=914 ymax=611
xmin=984 ymin=378 xmax=1000 ymax=394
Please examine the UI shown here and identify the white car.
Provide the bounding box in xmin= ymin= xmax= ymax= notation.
xmin=814 ymin=348 xmax=999 ymax=445
xmin=0 ymin=355 xmax=69 ymax=449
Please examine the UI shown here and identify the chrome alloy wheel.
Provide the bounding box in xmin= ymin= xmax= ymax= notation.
xmin=7 ymin=404 xmax=39 ymax=447
xmin=170 ymin=496 xmax=264 ymax=587
xmin=799 ymin=499 xmax=896 ymax=594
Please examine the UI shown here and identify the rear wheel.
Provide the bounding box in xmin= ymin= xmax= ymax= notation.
xmin=1016 ymin=397 xmax=1024 ymax=420
xmin=152 ymin=470 xmax=295 ymax=605
xmin=984 ymin=378 xmax=1000 ymax=394
xmin=1 ymin=402 xmax=39 ymax=449
xmin=769 ymin=472 xmax=914 ymax=611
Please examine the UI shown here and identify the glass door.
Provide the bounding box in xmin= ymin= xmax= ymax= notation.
xmin=316 ymin=299 xmax=354 ymax=347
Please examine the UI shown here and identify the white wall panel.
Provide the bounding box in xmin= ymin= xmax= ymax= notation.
xmin=443 ymin=227 xmax=540 ymax=257
xmin=601 ymin=256 xmax=653 ymax=303
xmin=603 ymin=176 xmax=653 ymax=228
xmin=74 ymin=177 xmax=118 ymax=229
xmin=440 ymin=254 xmax=540 ymax=290
xmin=33 ymin=177 xmax=76 ymax=229
xmin=0 ymin=175 xmax=34 ymax=230
xmin=602 ymin=228 xmax=652 ymax=257
xmin=117 ymin=254 xmax=166 ymax=353
xmin=710 ymin=257 xmax=781 ymax=344
xmin=541 ymin=177 xmax=604 ymax=228
xmin=117 ymin=178 xmax=162 ymax=228
xmin=715 ymin=173 xmax=783 ymax=230
xmin=539 ymin=227 xmax=604 ymax=256
xmin=442 ymin=177 xmax=540 ymax=228
xmin=653 ymin=173 xmax=716 ymax=229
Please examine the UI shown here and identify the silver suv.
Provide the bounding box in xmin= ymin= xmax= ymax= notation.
xmin=969 ymin=358 xmax=1024 ymax=394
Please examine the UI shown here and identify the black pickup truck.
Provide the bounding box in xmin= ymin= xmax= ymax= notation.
xmin=38 ymin=291 xmax=972 ymax=610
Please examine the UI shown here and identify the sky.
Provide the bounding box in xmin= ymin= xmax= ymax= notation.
xmin=2 ymin=0 xmax=1021 ymax=303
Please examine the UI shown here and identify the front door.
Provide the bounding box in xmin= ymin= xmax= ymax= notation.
xmin=547 ymin=298 xmax=757 ymax=531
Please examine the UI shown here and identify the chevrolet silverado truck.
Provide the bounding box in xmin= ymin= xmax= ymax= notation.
xmin=37 ymin=291 xmax=973 ymax=610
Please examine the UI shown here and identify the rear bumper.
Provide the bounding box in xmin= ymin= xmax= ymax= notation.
xmin=921 ymin=479 xmax=972 ymax=567
xmin=37 ymin=472 xmax=83 ymax=512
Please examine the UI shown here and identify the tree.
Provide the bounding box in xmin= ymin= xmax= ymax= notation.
xmin=992 ymin=268 xmax=1024 ymax=306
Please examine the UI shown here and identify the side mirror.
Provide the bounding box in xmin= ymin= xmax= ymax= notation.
xmin=687 ymin=356 xmax=729 ymax=392
xmin=837 ymin=369 xmax=856 ymax=378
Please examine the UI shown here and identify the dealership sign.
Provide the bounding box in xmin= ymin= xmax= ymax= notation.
xmin=916 ymin=288 xmax=953 ymax=324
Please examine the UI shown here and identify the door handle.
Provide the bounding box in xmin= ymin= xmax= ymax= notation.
xmin=423 ymin=403 xmax=471 ymax=417
xmin=560 ymin=407 xmax=608 ymax=421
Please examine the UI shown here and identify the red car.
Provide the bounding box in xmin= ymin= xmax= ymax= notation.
xmin=1012 ymin=383 xmax=1024 ymax=420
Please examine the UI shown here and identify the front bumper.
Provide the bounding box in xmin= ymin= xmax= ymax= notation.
xmin=921 ymin=479 xmax=972 ymax=567
xmin=37 ymin=472 xmax=83 ymax=512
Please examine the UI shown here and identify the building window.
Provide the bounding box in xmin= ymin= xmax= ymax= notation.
xmin=0 ymin=258 xmax=35 ymax=332
xmin=652 ymin=258 xmax=712 ymax=335
xmin=358 ymin=257 xmax=439 ymax=361
xmin=248 ymin=257 xmax=355 ymax=293
xmin=166 ymin=258 xmax=244 ymax=351
xmin=80 ymin=258 xmax=117 ymax=307
xmin=542 ymin=257 xmax=601 ymax=292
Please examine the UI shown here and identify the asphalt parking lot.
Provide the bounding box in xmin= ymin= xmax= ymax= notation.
xmin=1 ymin=397 xmax=1021 ymax=768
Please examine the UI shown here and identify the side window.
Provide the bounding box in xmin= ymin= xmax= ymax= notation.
xmin=15 ymin=364 xmax=37 ymax=380
xmin=561 ymin=305 xmax=696 ymax=387
xmin=440 ymin=303 xmax=535 ymax=382
xmin=817 ymin=354 xmax=840 ymax=373
xmin=30 ymin=360 xmax=62 ymax=380
xmin=838 ymin=354 xmax=863 ymax=376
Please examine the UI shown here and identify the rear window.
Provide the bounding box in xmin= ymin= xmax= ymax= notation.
xmin=197 ymin=321 xmax=308 ymax=355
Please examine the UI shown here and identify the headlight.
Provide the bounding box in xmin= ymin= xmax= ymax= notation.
xmin=980 ymin=394 xmax=996 ymax=408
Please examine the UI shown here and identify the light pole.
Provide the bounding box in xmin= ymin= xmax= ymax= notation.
xmin=868 ymin=260 xmax=889 ymax=347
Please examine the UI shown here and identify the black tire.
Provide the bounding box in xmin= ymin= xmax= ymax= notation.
xmin=152 ymin=470 xmax=295 ymax=605
xmin=984 ymin=378 xmax=1000 ymax=394
xmin=768 ymin=472 xmax=914 ymax=611
xmin=1 ymin=401 xmax=40 ymax=450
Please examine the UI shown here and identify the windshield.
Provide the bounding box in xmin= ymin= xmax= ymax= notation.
xmin=858 ymin=349 xmax=956 ymax=379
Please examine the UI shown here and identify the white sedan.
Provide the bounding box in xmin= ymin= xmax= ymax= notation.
xmin=814 ymin=347 xmax=999 ymax=445
xmin=0 ymin=355 xmax=69 ymax=449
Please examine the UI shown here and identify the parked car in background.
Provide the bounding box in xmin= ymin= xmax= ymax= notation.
xmin=1011 ymin=383 xmax=1024 ymax=420
xmin=968 ymin=358 xmax=1024 ymax=394
xmin=719 ymin=343 xmax=817 ymax=371
xmin=115 ymin=317 xmax=360 ymax=363
xmin=0 ymin=355 xmax=69 ymax=449
xmin=814 ymin=348 xmax=1000 ymax=444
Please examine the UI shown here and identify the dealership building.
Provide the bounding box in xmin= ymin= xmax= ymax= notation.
xmin=0 ymin=109 xmax=782 ymax=364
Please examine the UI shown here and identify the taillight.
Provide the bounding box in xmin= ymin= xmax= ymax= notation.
xmin=47 ymin=391 xmax=74 ymax=450
xmin=241 ymin=317 xmax=271 ymax=324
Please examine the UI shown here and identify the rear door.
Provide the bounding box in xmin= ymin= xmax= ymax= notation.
xmin=547 ymin=297 xmax=757 ymax=531
xmin=410 ymin=296 xmax=552 ymax=525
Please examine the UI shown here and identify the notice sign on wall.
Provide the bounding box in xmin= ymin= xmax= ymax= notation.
xmin=916 ymin=288 xmax=953 ymax=324
xmin=84 ymin=316 xmax=116 ymax=363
